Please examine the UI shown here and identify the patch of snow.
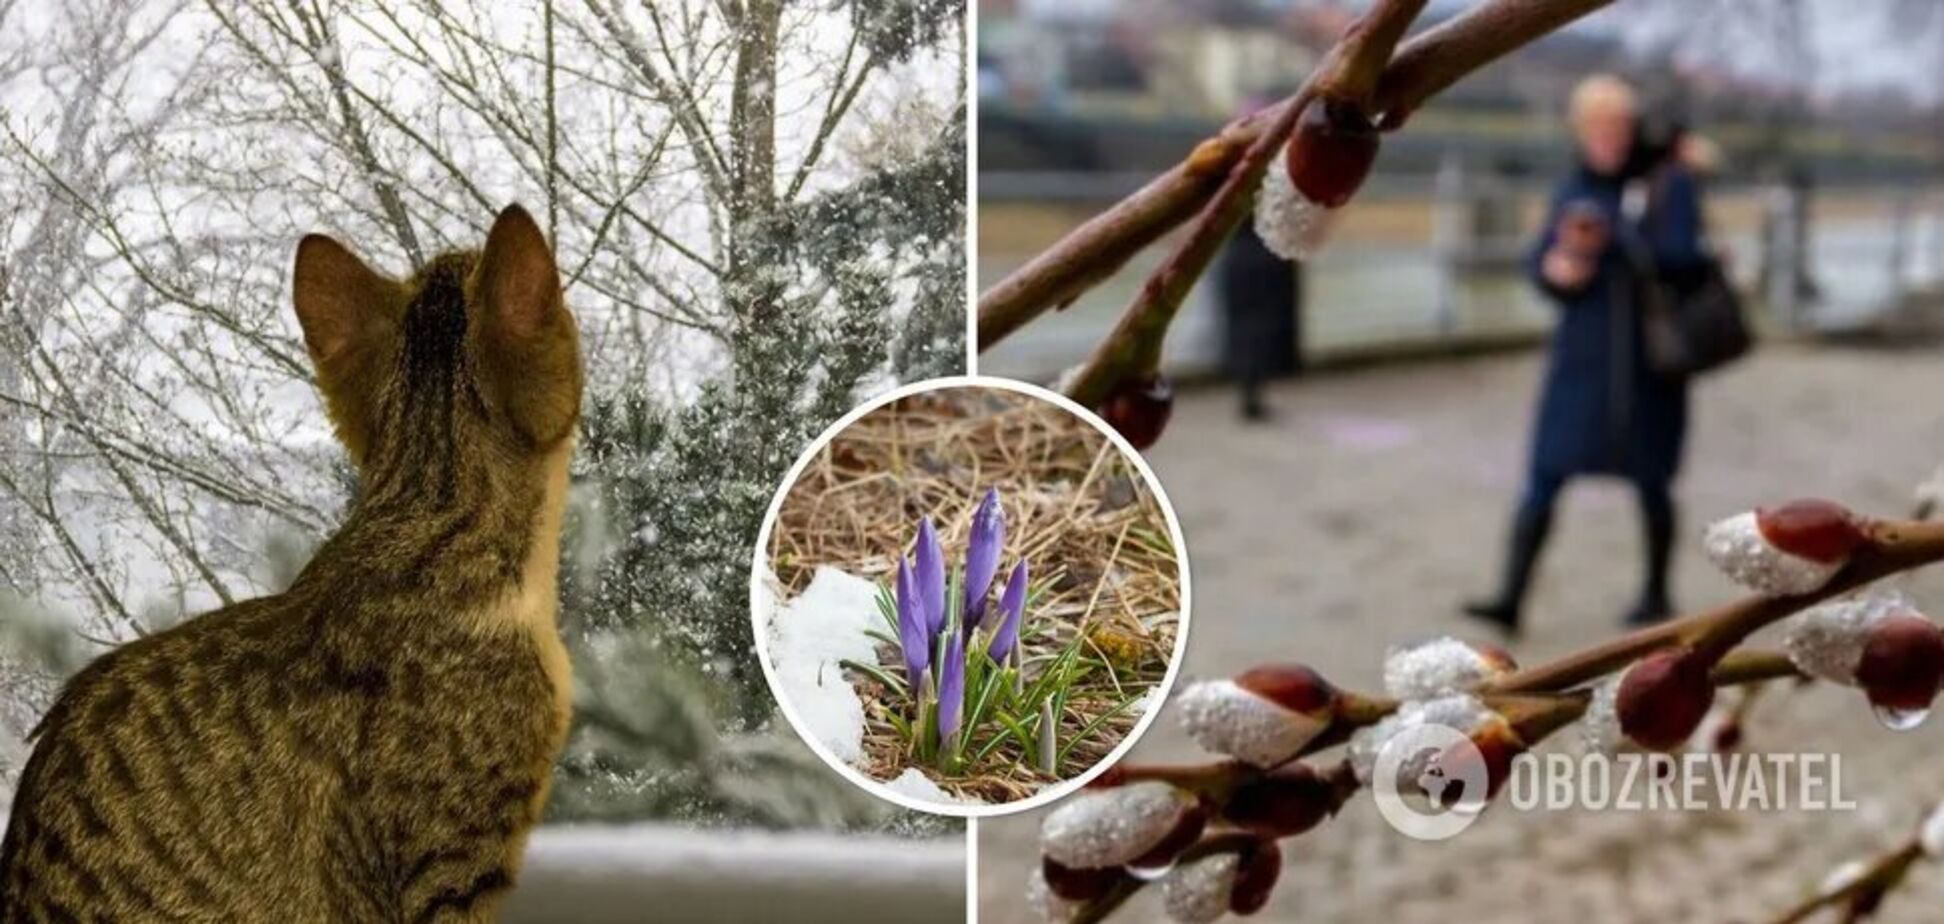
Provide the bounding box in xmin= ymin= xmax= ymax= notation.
xmin=763 ymin=566 xmax=882 ymax=765
xmin=883 ymin=768 xmax=981 ymax=805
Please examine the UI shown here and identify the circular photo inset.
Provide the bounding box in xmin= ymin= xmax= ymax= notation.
xmin=752 ymin=377 xmax=1190 ymax=815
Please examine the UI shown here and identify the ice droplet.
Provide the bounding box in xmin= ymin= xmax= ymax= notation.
xmin=1040 ymin=781 xmax=1193 ymax=869
xmin=1126 ymin=858 xmax=1177 ymax=882
xmin=1873 ymin=702 xmax=1929 ymax=731
xmin=1782 ymin=592 xmax=1908 ymax=684
xmin=1254 ymin=152 xmax=1339 ymax=261
xmin=1160 ymin=853 xmax=1239 ymax=924
xmin=1918 ymin=802 xmax=1944 ymax=858
xmin=1177 ymin=679 xmax=1328 ymax=767
xmin=1819 ymin=858 xmax=1870 ymax=898
xmin=1703 ymin=511 xmax=1844 ymax=596
xmin=1382 ymin=637 xmax=1507 ymax=700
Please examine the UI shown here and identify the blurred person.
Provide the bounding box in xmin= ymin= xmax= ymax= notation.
xmin=1464 ymin=74 xmax=1710 ymax=635
xmin=1216 ymin=95 xmax=1305 ymax=421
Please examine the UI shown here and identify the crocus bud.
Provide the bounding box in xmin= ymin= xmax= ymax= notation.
xmin=1099 ymin=375 xmax=1173 ymax=451
xmin=1041 ymin=857 xmax=1124 ymax=902
xmin=1221 ymin=762 xmax=1343 ymax=838
xmin=963 ymin=488 xmax=1005 ymax=630
xmin=1177 ymin=665 xmax=1337 ymax=767
xmin=1285 ymin=100 xmax=1379 ymax=208
xmin=1854 ymin=612 xmax=1944 ymax=724
xmin=1704 ymin=501 xmax=1865 ymax=596
xmin=1228 ymin=840 xmax=1281 ymax=916
xmin=1616 ymin=648 xmax=1716 ymax=751
xmin=914 ymin=517 xmax=947 ymax=634
xmin=1041 ymin=781 xmax=1202 ymax=869
xmin=1381 ymin=636 xmax=1517 ymax=700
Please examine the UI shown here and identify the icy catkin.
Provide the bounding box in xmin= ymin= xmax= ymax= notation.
xmin=1252 ymin=154 xmax=1340 ymax=261
xmin=1161 ymin=853 xmax=1239 ymax=924
xmin=1176 ymin=678 xmax=1328 ymax=767
xmin=1782 ymin=593 xmax=1907 ymax=684
xmin=1347 ymin=695 xmax=1494 ymax=785
xmin=1041 ymin=781 xmax=1195 ymax=869
xmin=1703 ymin=511 xmax=1846 ymax=595
xmin=1382 ymin=637 xmax=1513 ymax=700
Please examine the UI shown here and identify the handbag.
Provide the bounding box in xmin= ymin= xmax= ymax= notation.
xmin=1624 ymin=173 xmax=1754 ymax=378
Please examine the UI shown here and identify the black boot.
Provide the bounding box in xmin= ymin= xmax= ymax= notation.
xmin=1626 ymin=493 xmax=1676 ymax=626
xmin=1464 ymin=506 xmax=1552 ymax=637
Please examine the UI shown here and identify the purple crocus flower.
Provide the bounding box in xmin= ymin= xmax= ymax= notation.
xmin=913 ymin=517 xmax=946 ymax=636
xmin=938 ymin=628 xmax=966 ymax=746
xmin=987 ymin=560 xmax=1029 ymax=661
xmin=895 ymin=558 xmax=928 ymax=691
xmin=962 ymin=488 xmax=1005 ymax=631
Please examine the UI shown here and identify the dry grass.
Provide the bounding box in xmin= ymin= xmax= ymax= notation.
xmin=768 ymin=386 xmax=1183 ymax=803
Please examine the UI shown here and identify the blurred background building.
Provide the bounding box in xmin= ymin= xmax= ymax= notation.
xmin=978 ymin=0 xmax=1944 ymax=379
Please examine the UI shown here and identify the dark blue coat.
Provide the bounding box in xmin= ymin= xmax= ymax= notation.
xmin=1525 ymin=164 xmax=1705 ymax=487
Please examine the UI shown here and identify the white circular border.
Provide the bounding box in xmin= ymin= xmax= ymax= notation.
xmin=749 ymin=374 xmax=1194 ymax=818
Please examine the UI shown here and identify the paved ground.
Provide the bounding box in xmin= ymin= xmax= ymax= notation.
xmin=977 ymin=343 xmax=1944 ymax=923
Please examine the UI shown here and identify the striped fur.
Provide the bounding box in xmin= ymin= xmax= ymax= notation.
xmin=0 ymin=205 xmax=581 ymax=923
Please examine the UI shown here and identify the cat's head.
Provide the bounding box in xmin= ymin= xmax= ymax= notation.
xmin=291 ymin=204 xmax=582 ymax=475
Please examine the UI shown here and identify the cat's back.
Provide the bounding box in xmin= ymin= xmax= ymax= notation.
xmin=0 ymin=593 xmax=345 ymax=922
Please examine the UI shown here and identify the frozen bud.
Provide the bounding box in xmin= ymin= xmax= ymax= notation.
xmin=1099 ymin=375 xmax=1174 ymax=451
xmin=1758 ymin=499 xmax=1869 ymax=564
xmin=1041 ymin=781 xmax=1203 ymax=869
xmin=1284 ymin=99 xmax=1379 ymax=208
xmin=1783 ymin=593 xmax=1910 ymax=685
xmin=1704 ymin=505 xmax=1859 ymax=596
xmin=1919 ymin=802 xmax=1944 ymax=859
xmin=1221 ymin=762 xmax=1343 ymax=838
xmin=1578 ymin=678 xmax=1623 ymax=755
xmin=1161 ymin=853 xmax=1238 ymax=924
xmin=1177 ymin=665 xmax=1337 ymax=767
xmin=1042 ymin=858 xmax=1124 ymax=902
xmin=1381 ymin=636 xmax=1517 ymax=700
xmin=1854 ymin=612 xmax=1944 ymax=723
xmin=1616 ymin=649 xmax=1716 ymax=751
xmin=1026 ymin=865 xmax=1085 ymax=924
xmin=1347 ymin=694 xmax=1495 ymax=785
xmin=1255 ymin=99 xmax=1378 ymax=260
xmin=1159 ymin=839 xmax=1282 ymax=924
xmin=1446 ymin=717 xmax=1526 ymax=803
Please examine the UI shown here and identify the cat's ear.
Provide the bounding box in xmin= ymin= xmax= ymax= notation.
xmin=292 ymin=235 xmax=397 ymax=464
xmin=293 ymin=235 xmax=396 ymax=364
xmin=472 ymin=204 xmax=580 ymax=447
xmin=473 ymin=204 xmax=565 ymax=341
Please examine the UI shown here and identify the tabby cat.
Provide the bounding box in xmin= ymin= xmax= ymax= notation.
xmin=0 ymin=204 xmax=582 ymax=922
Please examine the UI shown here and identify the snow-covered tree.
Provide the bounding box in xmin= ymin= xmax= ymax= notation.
xmin=0 ymin=0 xmax=964 ymax=830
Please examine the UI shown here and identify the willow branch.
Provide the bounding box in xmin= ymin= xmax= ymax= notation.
xmin=976 ymin=0 xmax=1615 ymax=377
